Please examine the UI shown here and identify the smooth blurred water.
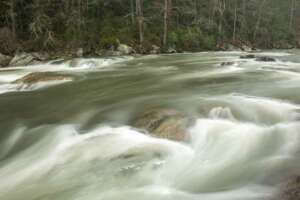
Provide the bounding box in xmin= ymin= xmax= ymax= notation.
xmin=0 ymin=51 xmax=299 ymax=200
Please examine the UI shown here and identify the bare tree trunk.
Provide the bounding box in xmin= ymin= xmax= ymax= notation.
xmin=131 ymin=0 xmax=135 ymax=25
xmin=163 ymin=0 xmax=172 ymax=48
xmin=233 ymin=0 xmax=238 ymax=42
xmin=218 ymin=0 xmax=226 ymax=42
xmin=136 ymin=0 xmax=144 ymax=50
xmin=9 ymin=0 xmax=16 ymax=39
xmin=253 ymin=0 xmax=266 ymax=42
xmin=289 ymin=0 xmax=296 ymax=31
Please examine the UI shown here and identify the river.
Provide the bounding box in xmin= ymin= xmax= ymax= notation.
xmin=0 ymin=51 xmax=299 ymax=200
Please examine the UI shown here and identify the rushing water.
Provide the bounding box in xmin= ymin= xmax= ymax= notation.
xmin=0 ymin=51 xmax=299 ymax=200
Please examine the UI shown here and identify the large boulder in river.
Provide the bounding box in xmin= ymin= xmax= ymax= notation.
xmin=13 ymin=72 xmax=73 ymax=85
xmin=0 ymin=53 xmax=12 ymax=67
xmin=9 ymin=52 xmax=49 ymax=66
xmin=133 ymin=109 xmax=189 ymax=141
xmin=255 ymin=56 xmax=276 ymax=62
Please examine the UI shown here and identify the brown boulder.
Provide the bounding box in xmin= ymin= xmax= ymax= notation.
xmin=277 ymin=176 xmax=300 ymax=200
xmin=133 ymin=109 xmax=189 ymax=141
xmin=13 ymin=72 xmax=73 ymax=85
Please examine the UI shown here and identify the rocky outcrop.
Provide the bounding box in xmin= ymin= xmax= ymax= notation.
xmin=227 ymin=44 xmax=241 ymax=51
xmin=0 ymin=53 xmax=12 ymax=67
xmin=150 ymin=45 xmax=161 ymax=54
xmin=132 ymin=108 xmax=190 ymax=141
xmin=117 ymin=44 xmax=134 ymax=55
xmin=167 ymin=47 xmax=177 ymax=54
xmin=255 ymin=56 xmax=276 ymax=62
xmin=13 ymin=72 xmax=73 ymax=85
xmin=9 ymin=52 xmax=49 ymax=66
xmin=241 ymin=44 xmax=252 ymax=52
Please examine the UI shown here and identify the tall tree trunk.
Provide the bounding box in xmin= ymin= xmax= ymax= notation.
xmin=218 ymin=0 xmax=226 ymax=43
xmin=9 ymin=0 xmax=16 ymax=39
xmin=253 ymin=0 xmax=267 ymax=42
xmin=232 ymin=0 xmax=238 ymax=42
xmin=163 ymin=0 xmax=172 ymax=49
xmin=289 ymin=0 xmax=296 ymax=31
xmin=131 ymin=0 xmax=135 ymax=25
xmin=136 ymin=0 xmax=144 ymax=51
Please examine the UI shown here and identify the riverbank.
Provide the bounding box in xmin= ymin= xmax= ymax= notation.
xmin=1 ymin=41 xmax=298 ymax=68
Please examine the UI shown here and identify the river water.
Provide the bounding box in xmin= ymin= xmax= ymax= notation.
xmin=0 ymin=51 xmax=299 ymax=200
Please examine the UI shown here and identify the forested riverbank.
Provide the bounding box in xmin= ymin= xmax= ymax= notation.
xmin=0 ymin=0 xmax=300 ymax=60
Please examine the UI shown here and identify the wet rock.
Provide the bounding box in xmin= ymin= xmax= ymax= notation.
xmin=227 ymin=44 xmax=241 ymax=51
xmin=220 ymin=61 xmax=236 ymax=66
xmin=76 ymin=48 xmax=84 ymax=57
xmin=9 ymin=52 xmax=49 ymax=66
xmin=0 ymin=53 xmax=12 ymax=67
xmin=240 ymin=54 xmax=256 ymax=59
xmin=276 ymin=176 xmax=300 ymax=200
xmin=69 ymin=59 xmax=97 ymax=68
xmin=150 ymin=45 xmax=161 ymax=54
xmin=13 ymin=72 xmax=73 ymax=85
xmin=133 ymin=109 xmax=189 ymax=141
xmin=241 ymin=44 xmax=252 ymax=52
xmin=117 ymin=44 xmax=134 ymax=55
xmin=167 ymin=47 xmax=177 ymax=54
xmin=255 ymin=56 xmax=276 ymax=62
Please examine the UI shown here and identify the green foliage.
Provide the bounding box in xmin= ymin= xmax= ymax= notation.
xmin=0 ymin=0 xmax=299 ymax=53
xmin=169 ymin=27 xmax=216 ymax=51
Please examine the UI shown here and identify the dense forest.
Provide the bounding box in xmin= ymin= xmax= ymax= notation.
xmin=0 ymin=0 xmax=300 ymax=55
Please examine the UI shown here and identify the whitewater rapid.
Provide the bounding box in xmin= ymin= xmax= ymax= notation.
xmin=0 ymin=51 xmax=299 ymax=200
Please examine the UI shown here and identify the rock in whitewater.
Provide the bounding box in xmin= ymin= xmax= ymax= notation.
xmin=13 ymin=72 xmax=73 ymax=85
xmin=255 ymin=56 xmax=276 ymax=62
xmin=9 ymin=52 xmax=49 ymax=66
xmin=133 ymin=109 xmax=189 ymax=141
xmin=276 ymin=176 xmax=300 ymax=200
xmin=240 ymin=54 xmax=256 ymax=59
xmin=220 ymin=61 xmax=236 ymax=66
xmin=0 ymin=53 xmax=12 ymax=67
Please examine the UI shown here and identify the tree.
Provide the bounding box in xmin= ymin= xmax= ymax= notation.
xmin=163 ymin=0 xmax=172 ymax=49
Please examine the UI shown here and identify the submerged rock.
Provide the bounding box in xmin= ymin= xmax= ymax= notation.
xmin=255 ymin=56 xmax=276 ymax=62
xmin=13 ymin=72 xmax=73 ymax=85
xmin=240 ymin=54 xmax=256 ymax=59
xmin=133 ymin=109 xmax=189 ymax=141
xmin=0 ymin=53 xmax=12 ymax=67
xmin=220 ymin=61 xmax=236 ymax=66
